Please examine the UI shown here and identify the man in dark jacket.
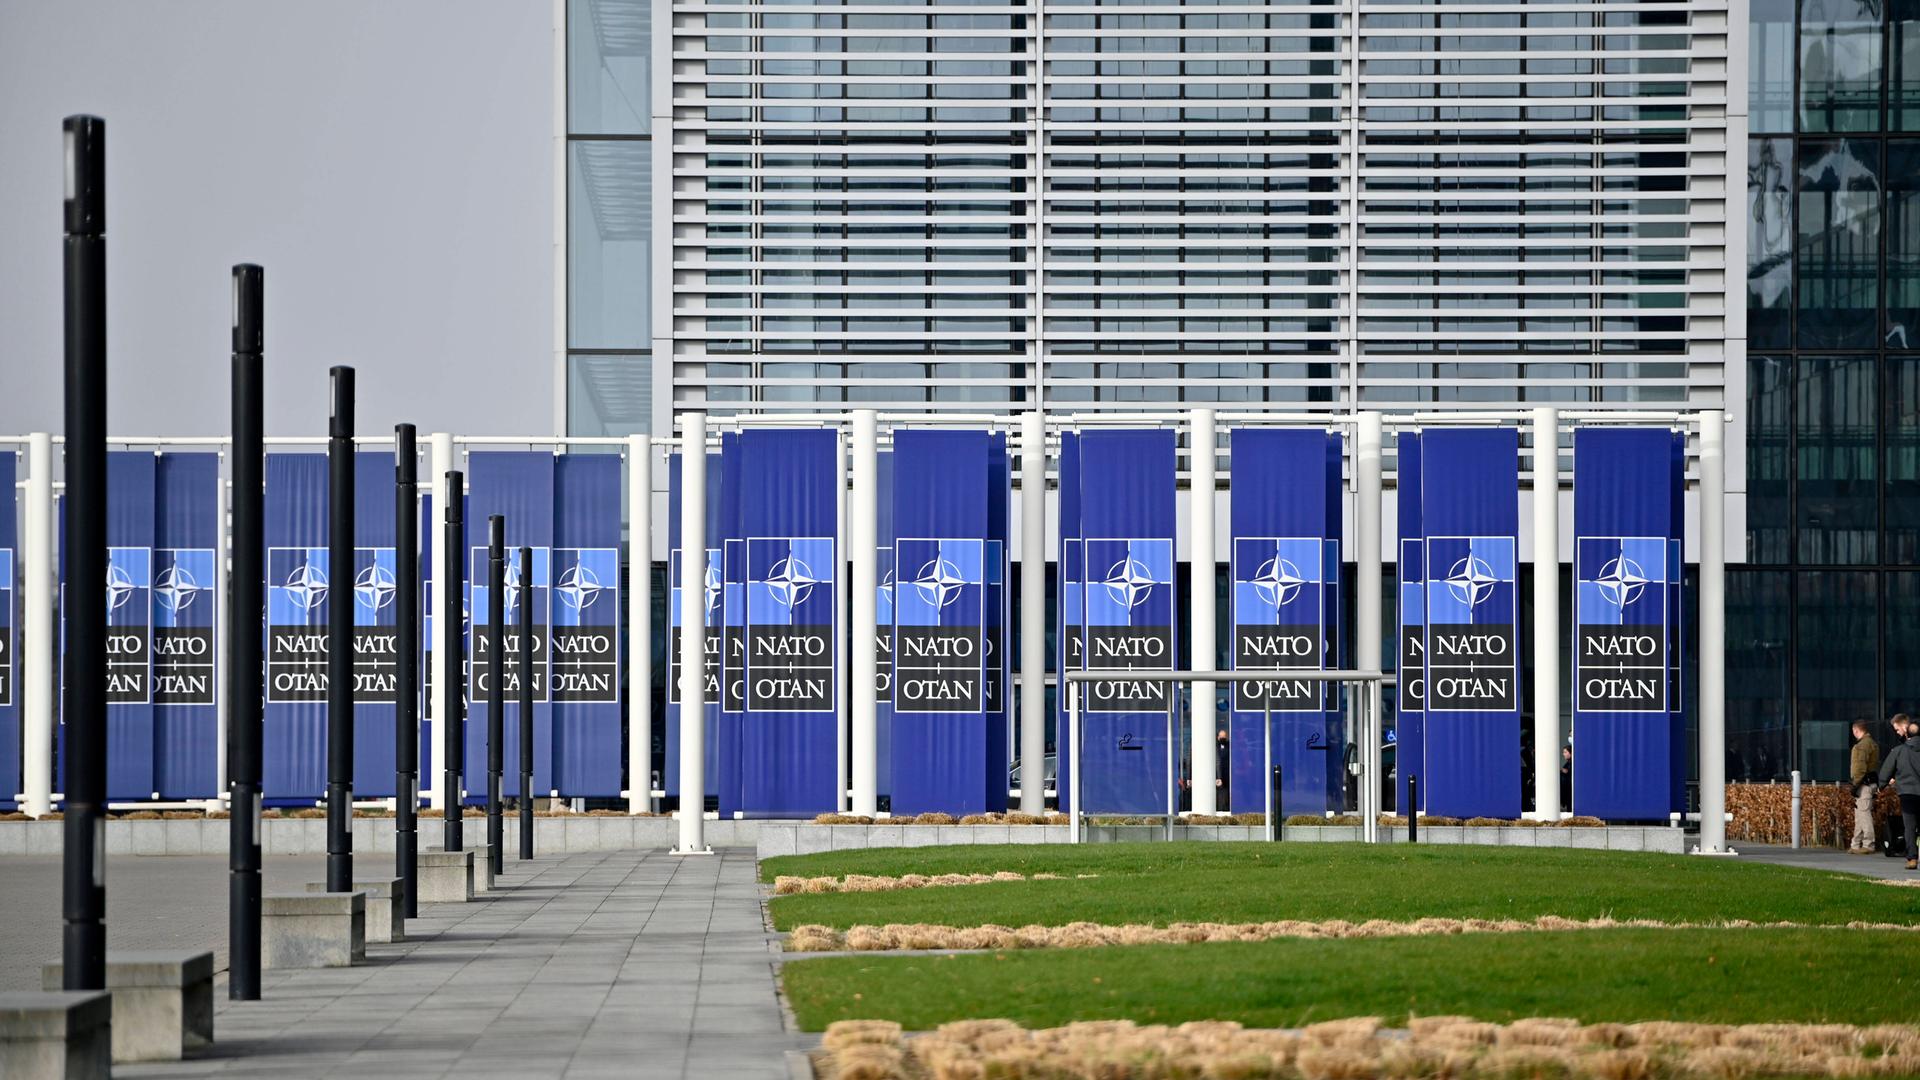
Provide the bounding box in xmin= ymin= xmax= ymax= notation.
xmin=1877 ymin=714 xmax=1920 ymax=869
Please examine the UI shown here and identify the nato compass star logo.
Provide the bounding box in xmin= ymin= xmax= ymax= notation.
xmin=1444 ymin=555 xmax=1499 ymax=609
xmin=1251 ymin=556 xmax=1304 ymax=609
xmin=764 ymin=557 xmax=819 ymax=610
xmin=283 ymin=562 xmax=329 ymax=611
xmin=1103 ymin=557 xmax=1159 ymax=611
xmin=561 ymin=563 xmax=609 ymax=613
xmin=106 ymin=563 xmax=139 ymax=613
xmin=701 ymin=562 xmax=721 ymax=616
xmin=154 ymin=564 xmax=206 ymax=613
xmin=501 ymin=559 xmax=524 ymax=617
xmin=1593 ymin=555 xmax=1648 ymax=608
xmin=355 ymin=563 xmax=396 ymax=612
xmin=912 ymin=558 xmax=968 ymax=609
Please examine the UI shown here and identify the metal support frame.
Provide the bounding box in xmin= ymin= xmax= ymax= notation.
xmin=325 ymin=367 xmax=356 ymax=894
xmin=627 ymin=433 xmax=653 ymax=814
xmin=674 ymin=415 xmax=711 ymax=854
xmin=1532 ymin=407 xmax=1562 ymax=820
xmin=394 ymin=423 xmax=420 ymax=917
xmin=1019 ymin=411 xmax=1047 ymax=814
xmin=22 ymin=431 xmax=54 ymax=818
xmin=849 ymin=410 xmax=879 ymax=816
xmin=1188 ymin=409 xmax=1218 ymax=815
xmin=428 ymin=433 xmax=453 ymax=811
xmin=1355 ymin=414 xmax=1383 ymax=828
xmin=441 ymin=469 xmax=466 ymax=851
xmin=485 ymin=516 xmax=505 ymax=880
xmin=227 ymin=263 xmax=265 ymax=999
xmin=518 ymin=545 xmax=534 ymax=859
xmin=1699 ymin=411 xmax=1730 ymax=854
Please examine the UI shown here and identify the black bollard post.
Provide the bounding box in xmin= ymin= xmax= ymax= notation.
xmin=61 ymin=114 xmax=108 ymax=992
xmin=518 ymin=545 xmax=534 ymax=860
xmin=1270 ymin=766 xmax=1282 ymax=842
xmin=443 ymin=471 xmax=465 ymax=851
xmin=228 ymin=264 xmax=266 ymax=999
xmin=394 ymin=424 xmax=420 ymax=917
xmin=1408 ymin=774 xmax=1419 ymax=844
xmin=326 ymin=366 xmax=356 ymax=893
xmin=486 ymin=516 xmax=505 ymax=880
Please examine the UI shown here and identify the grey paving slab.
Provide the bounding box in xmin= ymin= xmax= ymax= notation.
xmin=1739 ymin=842 xmax=1919 ymax=881
xmin=82 ymin=849 xmax=810 ymax=1080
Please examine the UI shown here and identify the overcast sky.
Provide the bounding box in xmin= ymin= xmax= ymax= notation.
xmin=0 ymin=0 xmax=555 ymax=438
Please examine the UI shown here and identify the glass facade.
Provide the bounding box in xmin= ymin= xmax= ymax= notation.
xmin=1741 ymin=0 xmax=1920 ymax=779
xmin=568 ymin=0 xmax=654 ymax=437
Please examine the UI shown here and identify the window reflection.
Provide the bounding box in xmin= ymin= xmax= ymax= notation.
xmin=1796 ymin=571 xmax=1878 ymax=780
xmin=1895 ymin=0 xmax=1920 ymax=129
xmin=1728 ymin=571 xmax=1791 ymax=781
xmin=1888 ymin=141 xmax=1920 ymax=344
xmin=1751 ymin=0 xmax=1798 ymax=130
xmin=1748 ymin=138 xmax=1794 ymax=348
xmin=1886 ymin=362 xmax=1920 ymax=560
xmin=1797 ymin=355 xmax=1879 ymax=563
xmin=1797 ymin=139 xmax=1882 ymax=348
xmin=1801 ymin=0 xmax=1884 ymax=132
xmin=1749 ymin=356 xmax=1792 ymax=563
xmin=568 ymin=0 xmax=650 ymax=135
xmin=568 ymin=142 xmax=651 ymax=348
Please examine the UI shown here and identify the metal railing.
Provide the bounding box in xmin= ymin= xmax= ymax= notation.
xmin=1062 ymin=668 xmax=1394 ymax=845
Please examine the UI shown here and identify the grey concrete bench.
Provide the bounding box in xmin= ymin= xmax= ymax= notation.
xmin=418 ymin=849 xmax=475 ymax=902
xmin=40 ymin=951 xmax=211 ymax=1063
xmin=306 ymin=878 xmax=405 ymax=942
xmin=263 ymin=891 xmax=366 ymax=968
xmin=0 ymin=991 xmax=112 ymax=1079
xmin=468 ymin=842 xmax=497 ymax=894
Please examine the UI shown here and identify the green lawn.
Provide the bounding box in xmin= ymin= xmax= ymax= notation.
xmin=763 ymin=843 xmax=1920 ymax=931
xmin=781 ymin=927 xmax=1918 ymax=1032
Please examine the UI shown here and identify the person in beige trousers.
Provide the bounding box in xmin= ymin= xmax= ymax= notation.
xmin=1852 ymin=718 xmax=1882 ymax=854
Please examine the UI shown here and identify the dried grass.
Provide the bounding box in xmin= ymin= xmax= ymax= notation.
xmin=774 ymin=870 xmax=1067 ymax=896
xmin=786 ymin=914 xmax=1919 ymax=952
xmin=816 ymin=1019 xmax=1920 ymax=1080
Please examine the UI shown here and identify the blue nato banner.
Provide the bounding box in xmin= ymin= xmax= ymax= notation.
xmin=1412 ymin=429 xmax=1522 ymax=819
xmin=263 ymin=453 xmax=405 ymax=801
xmin=1057 ymin=432 xmax=1081 ymax=803
xmin=737 ymin=429 xmax=839 ymax=817
xmin=466 ymin=453 xmax=622 ymax=799
xmin=1573 ymin=428 xmax=1685 ymax=820
xmin=667 ymin=451 xmax=725 ymax=808
xmin=0 ymin=454 xmax=15 ymax=809
xmin=986 ymin=435 xmax=1010 ymax=800
xmin=1074 ymin=429 xmax=1177 ymax=816
xmin=719 ymin=433 xmax=744 ymax=814
xmin=1396 ymin=434 xmax=1425 ymax=814
xmin=67 ymin=453 xmax=220 ymax=801
xmin=875 ymin=451 xmax=895 ymax=800
xmin=890 ymin=430 xmax=995 ymax=815
xmin=1228 ymin=429 xmax=1344 ymax=816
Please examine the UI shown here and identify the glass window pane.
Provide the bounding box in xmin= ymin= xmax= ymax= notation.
xmin=1894 ymin=0 xmax=1920 ymax=129
xmin=1887 ymin=361 xmax=1920 ymax=560
xmin=1890 ymin=574 xmax=1920 ymax=718
xmin=1797 ymin=571 xmax=1878 ymax=781
xmin=1748 ymin=137 xmax=1794 ymax=349
xmin=569 ymin=0 xmax=650 ymax=135
xmin=1890 ymin=141 xmax=1920 ymax=345
xmin=569 ymin=141 xmax=651 ymax=349
xmin=1797 ymin=139 xmax=1882 ymax=349
xmin=1797 ymin=355 xmax=1879 ymax=564
xmin=1801 ymin=0 xmax=1884 ymax=132
xmin=1729 ymin=570 xmax=1791 ymax=781
xmin=567 ymin=352 xmax=651 ymax=437
xmin=1751 ymin=0 xmax=1798 ymax=131
xmin=1749 ymin=355 xmax=1792 ymax=563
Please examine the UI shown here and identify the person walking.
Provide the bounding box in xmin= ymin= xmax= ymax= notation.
xmin=1876 ymin=713 xmax=1920 ymax=870
xmin=1850 ymin=718 xmax=1881 ymax=854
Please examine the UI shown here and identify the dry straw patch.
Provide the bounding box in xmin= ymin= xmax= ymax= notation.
xmin=785 ymin=915 xmax=1920 ymax=952
xmin=773 ymin=871 xmax=1076 ymax=896
xmin=812 ymin=1018 xmax=1920 ymax=1080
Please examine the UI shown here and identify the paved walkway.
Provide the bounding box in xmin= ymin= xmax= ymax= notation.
xmin=1741 ymin=842 xmax=1919 ymax=882
xmin=110 ymin=849 xmax=805 ymax=1080
xmin=0 ymin=855 xmax=326 ymax=991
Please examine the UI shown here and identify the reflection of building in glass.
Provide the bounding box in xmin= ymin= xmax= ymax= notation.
xmin=1739 ymin=0 xmax=1920 ymax=784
